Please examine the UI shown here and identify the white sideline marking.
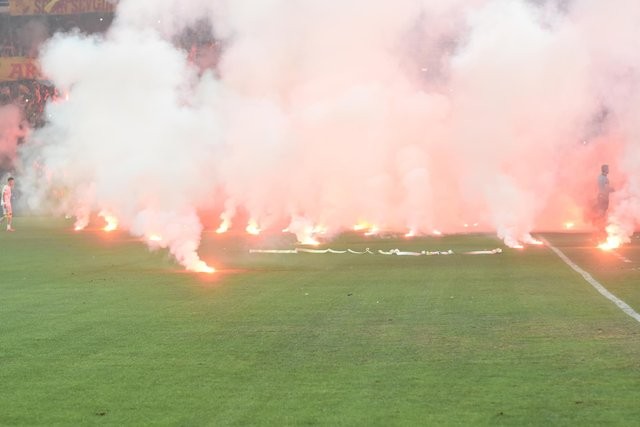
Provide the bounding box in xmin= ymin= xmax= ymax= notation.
xmin=540 ymin=237 xmax=640 ymax=324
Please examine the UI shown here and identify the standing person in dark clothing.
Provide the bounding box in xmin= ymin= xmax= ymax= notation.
xmin=594 ymin=164 xmax=614 ymax=236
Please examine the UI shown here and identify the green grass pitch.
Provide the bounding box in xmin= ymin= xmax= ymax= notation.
xmin=1 ymin=217 xmax=639 ymax=425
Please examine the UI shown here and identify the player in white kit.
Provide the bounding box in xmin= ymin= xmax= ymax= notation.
xmin=1 ymin=177 xmax=15 ymax=232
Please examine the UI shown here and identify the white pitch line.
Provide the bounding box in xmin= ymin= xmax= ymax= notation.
xmin=540 ymin=237 xmax=640 ymax=324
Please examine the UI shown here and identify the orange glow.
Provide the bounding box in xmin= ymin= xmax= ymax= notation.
xmin=599 ymin=224 xmax=624 ymax=251
xmin=598 ymin=236 xmax=622 ymax=251
xmin=74 ymin=214 xmax=89 ymax=232
xmin=216 ymin=219 xmax=231 ymax=234
xmin=564 ymin=222 xmax=575 ymax=230
xmin=190 ymin=260 xmax=215 ymax=274
xmin=405 ymin=229 xmax=416 ymax=238
xmin=246 ymin=220 xmax=261 ymax=235
xmin=148 ymin=234 xmax=163 ymax=242
xmin=103 ymin=217 xmax=118 ymax=232
xmin=432 ymin=229 xmax=443 ymax=236
xmin=296 ymin=224 xmax=324 ymax=245
xmin=353 ymin=222 xmax=370 ymax=231
xmin=99 ymin=211 xmax=118 ymax=232
xmin=364 ymin=226 xmax=379 ymax=236
xmin=299 ymin=237 xmax=320 ymax=246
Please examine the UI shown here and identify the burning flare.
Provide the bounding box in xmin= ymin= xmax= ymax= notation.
xmin=216 ymin=218 xmax=231 ymax=234
xmin=98 ymin=211 xmax=119 ymax=232
xmin=73 ymin=210 xmax=89 ymax=231
xmin=298 ymin=226 xmax=321 ymax=245
xmin=189 ymin=260 xmax=215 ymax=274
xmin=353 ymin=222 xmax=371 ymax=232
xmin=598 ymin=237 xmax=622 ymax=251
xmin=522 ymin=234 xmax=544 ymax=246
xmin=246 ymin=220 xmax=261 ymax=236
xmin=364 ymin=226 xmax=380 ymax=236
xmin=299 ymin=237 xmax=320 ymax=246
xmin=599 ymin=224 xmax=624 ymax=251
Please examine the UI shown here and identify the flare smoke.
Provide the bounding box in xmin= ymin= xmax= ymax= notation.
xmin=18 ymin=0 xmax=640 ymax=270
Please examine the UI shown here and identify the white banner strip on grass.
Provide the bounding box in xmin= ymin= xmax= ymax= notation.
xmin=540 ymin=237 xmax=640 ymax=324
xmin=348 ymin=248 xmax=375 ymax=255
xmin=249 ymin=248 xmax=502 ymax=256
xmin=249 ymin=249 xmax=298 ymax=254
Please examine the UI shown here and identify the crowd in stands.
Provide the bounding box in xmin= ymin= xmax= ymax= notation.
xmin=0 ymin=80 xmax=56 ymax=128
xmin=0 ymin=13 xmax=112 ymax=128
xmin=176 ymin=20 xmax=222 ymax=74
xmin=1 ymin=14 xmax=220 ymax=129
xmin=1 ymin=14 xmax=113 ymax=58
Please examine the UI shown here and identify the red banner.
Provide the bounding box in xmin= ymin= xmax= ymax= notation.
xmin=0 ymin=57 xmax=41 ymax=81
xmin=9 ymin=0 xmax=117 ymax=16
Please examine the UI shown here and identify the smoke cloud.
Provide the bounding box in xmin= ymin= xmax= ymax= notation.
xmin=0 ymin=105 xmax=27 ymax=170
xmin=18 ymin=0 xmax=640 ymax=270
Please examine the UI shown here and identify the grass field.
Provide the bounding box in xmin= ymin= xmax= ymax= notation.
xmin=1 ymin=217 xmax=639 ymax=425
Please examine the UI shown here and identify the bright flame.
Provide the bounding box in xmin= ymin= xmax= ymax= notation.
xmin=99 ymin=211 xmax=118 ymax=232
xmin=299 ymin=237 xmax=320 ymax=246
xmin=522 ymin=234 xmax=544 ymax=246
xmin=246 ymin=220 xmax=261 ymax=235
xmin=295 ymin=224 xmax=324 ymax=245
xmin=103 ymin=217 xmax=118 ymax=232
xmin=405 ymin=229 xmax=416 ymax=238
xmin=216 ymin=219 xmax=231 ymax=234
xmin=432 ymin=229 xmax=443 ymax=236
xmin=364 ymin=226 xmax=380 ymax=236
xmin=598 ymin=224 xmax=625 ymax=251
xmin=73 ymin=214 xmax=89 ymax=232
xmin=353 ymin=222 xmax=370 ymax=231
xmin=189 ymin=260 xmax=215 ymax=274
xmin=598 ymin=236 xmax=622 ymax=251
xmin=564 ymin=222 xmax=575 ymax=230
xmin=504 ymin=236 xmax=524 ymax=249
xmin=148 ymin=234 xmax=163 ymax=242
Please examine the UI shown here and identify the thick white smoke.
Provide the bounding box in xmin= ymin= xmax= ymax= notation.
xmin=18 ymin=0 xmax=640 ymax=271
xmin=25 ymin=28 xmax=221 ymax=272
xmin=0 ymin=105 xmax=27 ymax=170
xmin=570 ymin=0 xmax=640 ymax=248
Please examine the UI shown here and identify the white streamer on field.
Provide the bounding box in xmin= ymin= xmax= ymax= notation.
xmin=250 ymin=248 xmax=502 ymax=256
